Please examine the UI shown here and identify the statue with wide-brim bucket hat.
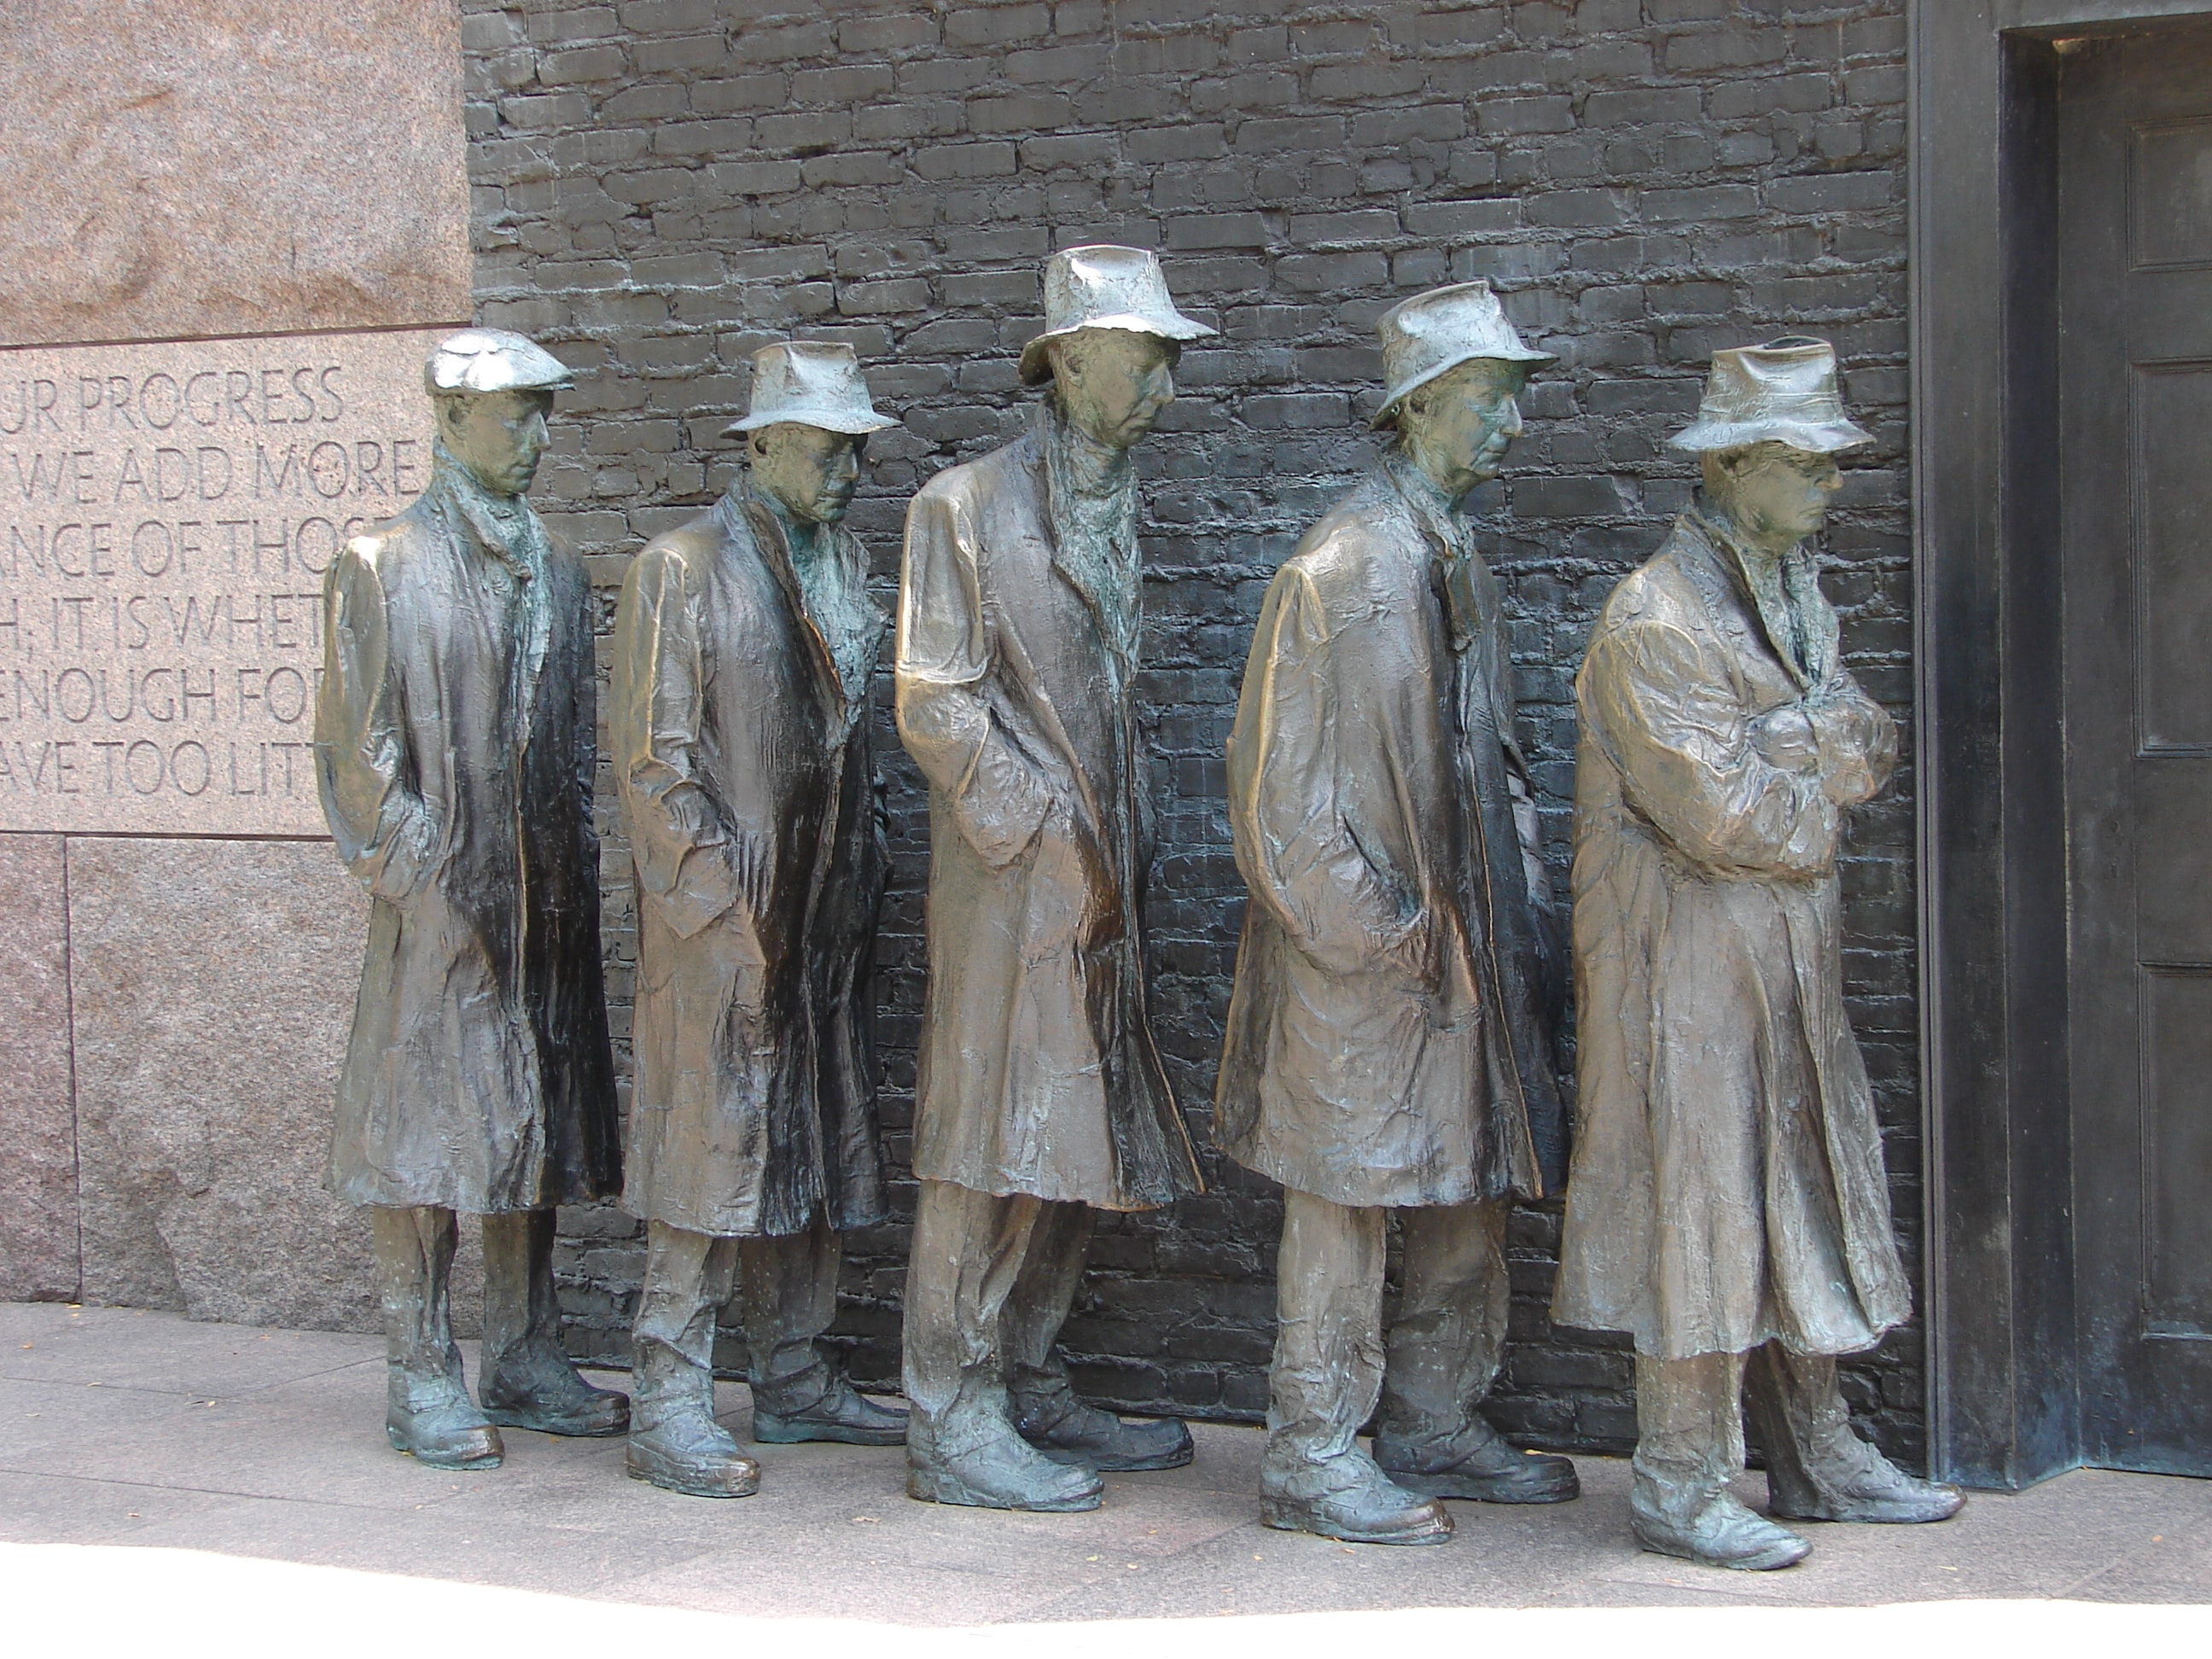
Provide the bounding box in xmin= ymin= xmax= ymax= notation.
xmin=1556 ymin=335 xmax=1962 ymax=1570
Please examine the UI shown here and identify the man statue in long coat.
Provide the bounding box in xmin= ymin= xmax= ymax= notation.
xmin=895 ymin=246 xmax=1213 ymax=1511
xmin=317 ymin=329 xmax=626 ymax=1470
xmin=611 ymin=342 xmax=909 ymax=1498
xmin=1218 ymin=282 xmax=1578 ymax=1545
xmin=1556 ymin=337 xmax=1962 ymax=1569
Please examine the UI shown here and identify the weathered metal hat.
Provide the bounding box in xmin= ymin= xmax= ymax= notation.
xmin=424 ymin=329 xmax=577 ymax=397
xmin=725 ymin=341 xmax=897 ymax=437
xmin=1668 ymin=335 xmax=1871 ymax=453
xmin=1372 ymin=280 xmax=1555 ymax=429
xmin=1018 ymin=244 xmax=1216 ymax=386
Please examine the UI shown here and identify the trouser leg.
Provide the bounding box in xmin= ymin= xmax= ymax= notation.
xmin=1002 ymin=1199 xmax=1094 ymax=1422
xmin=1375 ymin=1198 xmax=1508 ymax=1464
xmin=739 ymin=1213 xmax=841 ymax=1417
xmin=1630 ymin=1351 xmax=1747 ymax=1528
xmin=480 ymin=1208 xmax=630 ymax=1434
xmin=632 ymin=1220 xmax=739 ymax=1426
xmin=1263 ymin=1190 xmax=1388 ymax=1494
xmin=371 ymin=1203 xmax=464 ymax=1407
xmin=480 ymin=1208 xmax=562 ymax=1374
xmin=901 ymin=1179 xmax=1042 ymax=1439
xmin=902 ymin=1180 xmax=1098 ymax=1508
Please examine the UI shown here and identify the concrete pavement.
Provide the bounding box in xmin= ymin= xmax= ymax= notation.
xmin=3 ymin=1301 xmax=2207 ymax=1650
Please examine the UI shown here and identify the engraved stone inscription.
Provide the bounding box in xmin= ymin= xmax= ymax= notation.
xmin=0 ymin=329 xmax=452 ymax=834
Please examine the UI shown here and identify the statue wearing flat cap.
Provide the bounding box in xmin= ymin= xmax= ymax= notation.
xmin=894 ymin=245 xmax=1213 ymax=1511
xmin=610 ymin=341 xmax=908 ymax=1498
xmin=315 ymin=329 xmax=625 ymax=1470
xmin=1554 ymin=338 xmax=1961 ymax=1569
xmin=1217 ymin=281 xmax=1578 ymax=1545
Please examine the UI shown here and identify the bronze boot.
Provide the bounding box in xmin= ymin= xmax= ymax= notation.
xmin=626 ymin=1348 xmax=760 ymax=1499
xmin=1376 ymin=1417 xmax=1580 ymax=1505
xmin=1260 ymin=1450 xmax=1452 ymax=1546
xmin=907 ymin=1404 xmax=1103 ymax=1511
xmin=1012 ymin=1374 xmax=1192 ymax=1472
xmin=752 ymin=1370 xmax=909 ymax=1447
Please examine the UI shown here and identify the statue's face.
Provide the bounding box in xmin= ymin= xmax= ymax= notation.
xmin=751 ymin=422 xmax=863 ymax=526
xmin=1050 ymin=328 xmax=1178 ymax=450
xmin=1400 ymin=358 xmax=1526 ymax=501
xmin=1712 ymin=441 xmax=1842 ymax=544
xmin=439 ymin=389 xmax=555 ymax=498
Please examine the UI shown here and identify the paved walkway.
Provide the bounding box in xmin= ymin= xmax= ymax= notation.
xmin=4 ymin=1301 xmax=2207 ymax=1652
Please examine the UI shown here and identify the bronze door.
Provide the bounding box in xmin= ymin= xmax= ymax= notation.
xmin=2059 ymin=25 xmax=2212 ymax=1476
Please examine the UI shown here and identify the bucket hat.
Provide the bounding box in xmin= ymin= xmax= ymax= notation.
xmin=425 ymin=329 xmax=578 ymax=397
xmin=1018 ymin=245 xmax=1216 ymax=386
xmin=726 ymin=341 xmax=898 ymax=437
xmin=1372 ymin=281 xmax=1554 ymax=429
xmin=1668 ymin=336 xmax=1871 ymax=454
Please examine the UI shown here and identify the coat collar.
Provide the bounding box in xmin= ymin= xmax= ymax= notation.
xmin=1381 ymin=453 xmax=1484 ymax=653
xmin=1679 ymin=505 xmax=1838 ymax=691
xmin=716 ymin=484 xmax=888 ymax=720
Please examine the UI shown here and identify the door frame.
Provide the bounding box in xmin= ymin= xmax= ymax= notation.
xmin=1911 ymin=0 xmax=2212 ymax=1490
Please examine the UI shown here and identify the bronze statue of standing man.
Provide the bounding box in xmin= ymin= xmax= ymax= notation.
xmin=1218 ymin=282 xmax=1577 ymax=1545
xmin=317 ymin=329 xmax=626 ymax=1470
xmin=895 ymin=246 xmax=1213 ymax=1511
xmin=1555 ymin=338 xmax=1962 ymax=1569
xmin=611 ymin=342 xmax=908 ymax=1498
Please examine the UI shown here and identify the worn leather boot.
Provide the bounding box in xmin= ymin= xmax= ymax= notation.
xmin=1747 ymin=1345 xmax=1965 ymax=1526
xmin=752 ymin=1371 xmax=909 ymax=1447
xmin=626 ymin=1348 xmax=760 ymax=1499
xmin=388 ymin=1362 xmax=504 ymax=1470
xmin=1013 ymin=1381 xmax=1193 ymax=1472
xmin=480 ymin=1340 xmax=631 ymax=1438
xmin=1376 ymin=1417 xmax=1580 ymax=1504
xmin=1260 ymin=1451 xmax=1452 ymax=1545
xmin=1630 ymin=1479 xmax=1810 ymax=1571
xmin=908 ymin=1406 xmax=1103 ymax=1511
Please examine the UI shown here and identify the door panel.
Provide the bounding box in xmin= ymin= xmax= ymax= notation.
xmin=2060 ymin=26 xmax=2212 ymax=1476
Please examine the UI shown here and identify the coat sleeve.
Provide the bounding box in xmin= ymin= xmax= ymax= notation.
xmin=608 ymin=544 xmax=751 ymax=942
xmin=1582 ymin=615 xmax=1840 ymax=880
xmin=1227 ymin=566 xmax=1425 ymax=979
xmin=894 ymin=482 xmax=1055 ymax=866
xmin=314 ymin=540 xmax=442 ymax=905
xmin=1807 ymin=672 xmax=1898 ymax=809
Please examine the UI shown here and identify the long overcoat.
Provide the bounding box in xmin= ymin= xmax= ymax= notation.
xmin=1553 ymin=510 xmax=1912 ymax=1359
xmin=316 ymin=458 xmax=620 ymax=1214
xmin=1216 ymin=459 xmax=1567 ymax=1209
xmin=611 ymin=491 xmax=889 ymax=1238
xmin=895 ymin=417 xmax=1202 ymax=1211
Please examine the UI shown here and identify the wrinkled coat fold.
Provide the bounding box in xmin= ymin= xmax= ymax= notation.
xmin=895 ymin=423 xmax=1202 ymax=1211
xmin=611 ymin=492 xmax=890 ymax=1238
xmin=1553 ymin=512 xmax=1910 ymax=1359
xmin=316 ymin=478 xmax=619 ymax=1214
xmin=1216 ymin=462 xmax=1566 ymax=1209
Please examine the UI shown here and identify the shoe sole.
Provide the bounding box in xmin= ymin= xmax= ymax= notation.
xmin=1389 ymin=1470 xmax=1581 ymax=1505
xmin=1633 ymin=1530 xmax=1809 ymax=1571
xmin=907 ymin=1465 xmax=1103 ymax=1511
xmin=387 ymin=1425 xmax=501 ymax=1470
xmin=482 ymin=1406 xmax=629 ymax=1438
xmin=626 ymin=1457 xmax=760 ymax=1499
xmin=752 ymin=1418 xmax=908 ymax=1447
xmin=1771 ymin=1498 xmax=1965 ymax=1525
xmin=1032 ymin=1441 xmax=1194 ymax=1473
xmin=1260 ymin=1499 xmax=1452 ymax=1545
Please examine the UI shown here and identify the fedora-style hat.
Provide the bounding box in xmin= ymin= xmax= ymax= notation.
xmin=425 ymin=329 xmax=578 ymax=397
xmin=1371 ymin=280 xmax=1555 ymax=429
xmin=726 ymin=341 xmax=898 ymax=437
xmin=1017 ymin=244 xmax=1216 ymax=386
xmin=1668 ymin=336 xmax=1871 ymax=453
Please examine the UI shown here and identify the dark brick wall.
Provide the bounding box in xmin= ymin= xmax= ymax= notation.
xmin=462 ymin=0 xmax=1924 ymax=1463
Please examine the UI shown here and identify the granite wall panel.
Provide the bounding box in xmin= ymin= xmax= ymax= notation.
xmin=0 ymin=833 xmax=79 ymax=1300
xmin=463 ymin=0 xmax=1924 ymax=1461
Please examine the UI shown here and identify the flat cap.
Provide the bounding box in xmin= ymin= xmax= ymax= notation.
xmin=424 ymin=329 xmax=578 ymax=398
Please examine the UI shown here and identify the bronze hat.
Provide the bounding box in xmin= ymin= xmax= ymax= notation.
xmin=1018 ymin=244 xmax=1216 ymax=386
xmin=725 ymin=341 xmax=897 ymax=438
xmin=1372 ymin=280 xmax=1555 ymax=429
xmin=1668 ymin=335 xmax=1872 ymax=454
xmin=424 ymin=329 xmax=577 ymax=397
